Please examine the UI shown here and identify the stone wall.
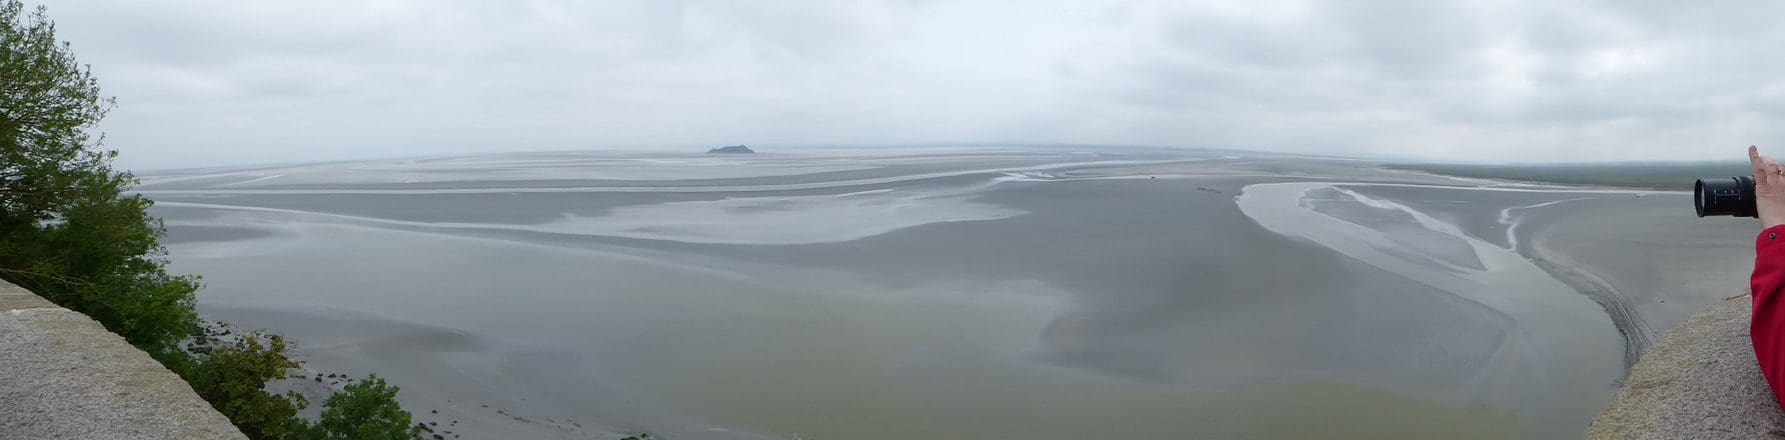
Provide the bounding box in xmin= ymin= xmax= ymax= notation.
xmin=0 ymin=279 xmax=245 ymax=440
xmin=1588 ymin=297 xmax=1785 ymax=439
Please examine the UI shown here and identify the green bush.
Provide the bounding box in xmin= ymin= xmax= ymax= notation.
xmin=298 ymin=374 xmax=423 ymax=440
xmin=0 ymin=0 xmax=199 ymax=360
xmin=186 ymin=332 xmax=307 ymax=440
xmin=1 ymin=3 xmax=423 ymax=439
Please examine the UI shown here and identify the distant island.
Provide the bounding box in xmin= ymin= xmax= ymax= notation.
xmin=708 ymin=145 xmax=755 ymax=154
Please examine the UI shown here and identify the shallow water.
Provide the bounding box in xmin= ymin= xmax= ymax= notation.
xmin=148 ymin=148 xmax=1756 ymax=439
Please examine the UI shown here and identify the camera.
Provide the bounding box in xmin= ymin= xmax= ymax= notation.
xmin=1696 ymin=176 xmax=1757 ymax=217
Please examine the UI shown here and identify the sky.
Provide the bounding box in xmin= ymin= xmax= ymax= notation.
xmin=36 ymin=0 xmax=1785 ymax=169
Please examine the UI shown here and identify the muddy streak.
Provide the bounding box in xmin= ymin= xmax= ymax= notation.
xmin=1528 ymin=258 xmax=1653 ymax=367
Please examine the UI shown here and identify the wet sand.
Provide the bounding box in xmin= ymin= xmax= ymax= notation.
xmin=142 ymin=148 xmax=1758 ymax=439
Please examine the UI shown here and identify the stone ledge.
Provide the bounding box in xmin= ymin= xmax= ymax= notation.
xmin=0 ymin=279 xmax=55 ymax=311
xmin=0 ymin=279 xmax=245 ymax=440
xmin=1588 ymin=297 xmax=1785 ymax=439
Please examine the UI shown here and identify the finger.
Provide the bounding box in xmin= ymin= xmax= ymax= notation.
xmin=1756 ymin=146 xmax=1770 ymax=183
xmin=1755 ymin=145 xmax=1766 ymax=173
xmin=1764 ymin=151 xmax=1780 ymax=183
xmin=1754 ymin=146 xmax=1771 ymax=184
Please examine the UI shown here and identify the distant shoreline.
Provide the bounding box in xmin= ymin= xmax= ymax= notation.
xmin=1385 ymin=161 xmax=1750 ymax=190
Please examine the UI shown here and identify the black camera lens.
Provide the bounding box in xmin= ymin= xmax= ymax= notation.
xmin=1695 ymin=176 xmax=1756 ymax=218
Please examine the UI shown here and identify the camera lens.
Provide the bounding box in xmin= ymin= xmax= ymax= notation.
xmin=1695 ymin=176 xmax=1756 ymax=218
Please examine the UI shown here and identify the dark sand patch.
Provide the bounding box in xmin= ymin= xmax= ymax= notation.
xmin=160 ymin=225 xmax=276 ymax=244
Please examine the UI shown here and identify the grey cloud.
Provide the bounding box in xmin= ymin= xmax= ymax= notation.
xmin=1089 ymin=0 xmax=1785 ymax=162
xmin=1323 ymin=0 xmax=1484 ymax=77
xmin=28 ymin=0 xmax=1785 ymax=168
xmin=1161 ymin=15 xmax=1330 ymax=69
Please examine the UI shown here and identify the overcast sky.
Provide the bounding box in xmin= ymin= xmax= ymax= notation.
xmin=38 ymin=0 xmax=1785 ymax=169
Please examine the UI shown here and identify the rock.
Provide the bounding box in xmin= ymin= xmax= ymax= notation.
xmin=0 ymin=279 xmax=246 ymax=439
xmin=1588 ymin=297 xmax=1785 ymax=439
xmin=707 ymin=145 xmax=755 ymax=154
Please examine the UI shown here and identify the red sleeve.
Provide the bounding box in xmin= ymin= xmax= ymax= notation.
xmin=1752 ymin=224 xmax=1785 ymax=409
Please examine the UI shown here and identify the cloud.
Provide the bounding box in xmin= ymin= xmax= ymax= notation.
xmin=33 ymin=0 xmax=1785 ymax=168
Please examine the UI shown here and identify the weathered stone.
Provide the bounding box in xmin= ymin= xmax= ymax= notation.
xmin=0 ymin=279 xmax=245 ymax=440
xmin=0 ymin=280 xmax=54 ymax=311
xmin=1588 ymin=297 xmax=1785 ymax=439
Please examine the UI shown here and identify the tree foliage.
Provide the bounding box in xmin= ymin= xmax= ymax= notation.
xmin=301 ymin=375 xmax=424 ymax=440
xmin=186 ymin=329 xmax=421 ymax=440
xmin=0 ymin=0 xmax=198 ymax=360
xmin=187 ymin=332 xmax=308 ymax=440
xmin=1 ymin=4 xmax=423 ymax=440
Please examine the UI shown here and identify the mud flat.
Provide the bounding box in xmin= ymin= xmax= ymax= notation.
xmin=145 ymin=148 xmax=1756 ymax=439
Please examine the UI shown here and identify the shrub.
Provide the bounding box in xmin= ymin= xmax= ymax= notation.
xmin=186 ymin=332 xmax=307 ymax=440
xmin=303 ymin=374 xmax=423 ymax=440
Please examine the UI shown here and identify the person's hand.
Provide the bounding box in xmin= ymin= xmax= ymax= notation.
xmin=1751 ymin=145 xmax=1785 ymax=229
